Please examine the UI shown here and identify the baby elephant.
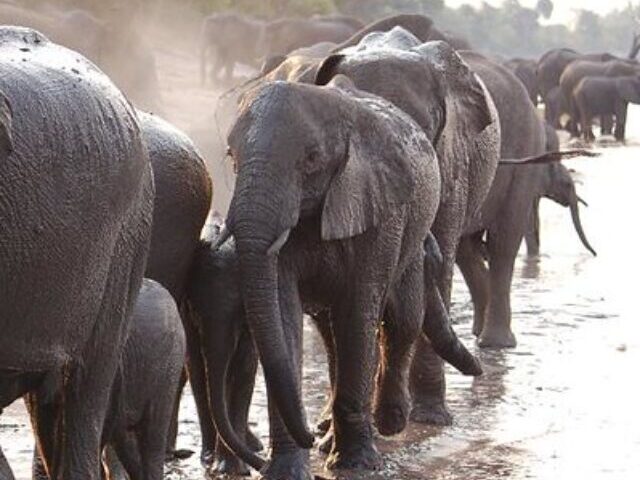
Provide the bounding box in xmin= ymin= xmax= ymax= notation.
xmin=34 ymin=280 xmax=186 ymax=480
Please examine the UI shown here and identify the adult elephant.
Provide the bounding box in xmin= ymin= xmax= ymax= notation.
xmin=138 ymin=113 xmax=216 ymax=464
xmin=560 ymin=59 xmax=640 ymax=137
xmin=333 ymin=13 xmax=472 ymax=52
xmin=262 ymin=16 xmax=361 ymax=58
xmin=504 ymin=57 xmax=539 ymax=105
xmin=314 ymin=28 xmax=500 ymax=426
xmin=543 ymin=85 xmax=571 ymax=128
xmin=455 ymin=51 xmax=595 ymax=349
xmin=0 ymin=27 xmax=154 ymax=479
xmin=572 ymin=74 xmax=640 ymax=141
xmin=199 ymin=12 xmax=265 ymax=84
xmin=217 ymin=72 xmax=481 ymax=479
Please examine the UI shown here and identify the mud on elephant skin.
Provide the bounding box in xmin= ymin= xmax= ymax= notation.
xmin=314 ymin=30 xmax=500 ymax=427
xmin=0 ymin=27 xmax=154 ymax=479
xmin=216 ymin=73 xmax=481 ymax=478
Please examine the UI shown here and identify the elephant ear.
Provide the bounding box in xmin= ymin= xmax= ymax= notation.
xmin=315 ymin=54 xmax=346 ymax=86
xmin=0 ymin=92 xmax=13 ymax=156
xmin=413 ymin=42 xmax=494 ymax=137
xmin=321 ymin=76 xmax=416 ymax=241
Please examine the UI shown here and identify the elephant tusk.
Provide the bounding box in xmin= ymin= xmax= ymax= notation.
xmin=267 ymin=228 xmax=291 ymax=256
xmin=211 ymin=226 xmax=231 ymax=251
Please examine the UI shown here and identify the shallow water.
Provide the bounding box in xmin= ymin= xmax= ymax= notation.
xmin=3 ymin=111 xmax=640 ymax=480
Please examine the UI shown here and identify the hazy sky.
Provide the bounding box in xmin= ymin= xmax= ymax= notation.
xmin=445 ymin=0 xmax=637 ymax=24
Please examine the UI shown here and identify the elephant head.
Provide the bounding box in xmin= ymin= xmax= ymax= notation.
xmin=616 ymin=75 xmax=640 ymax=104
xmin=0 ymin=92 xmax=13 ymax=156
xmin=543 ymin=164 xmax=596 ymax=256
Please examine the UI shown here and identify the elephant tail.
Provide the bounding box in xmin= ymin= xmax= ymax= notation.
xmin=499 ymin=149 xmax=599 ymax=165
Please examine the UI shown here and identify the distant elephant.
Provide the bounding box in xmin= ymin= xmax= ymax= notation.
xmin=311 ymin=13 xmax=365 ymax=31
xmin=560 ymin=59 xmax=640 ymax=136
xmin=260 ymin=41 xmax=337 ymax=79
xmin=332 ymin=13 xmax=472 ymax=52
xmin=199 ymin=12 xmax=265 ymax=84
xmin=543 ymin=85 xmax=571 ymax=128
xmin=455 ymin=51 xmax=595 ymax=349
xmin=504 ymin=57 xmax=539 ymax=105
xmin=138 ymin=113 xmax=215 ymax=464
xmin=218 ymin=71 xmax=481 ymax=479
xmin=573 ymin=75 xmax=640 ymax=141
xmin=0 ymin=27 xmax=154 ymax=479
xmin=314 ymin=29 xmax=500 ymax=426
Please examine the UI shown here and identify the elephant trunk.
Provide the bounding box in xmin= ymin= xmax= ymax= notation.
xmin=422 ymin=277 xmax=483 ymax=376
xmin=234 ymin=228 xmax=313 ymax=449
xmin=206 ymin=317 xmax=266 ymax=472
xmin=569 ymin=192 xmax=597 ymax=256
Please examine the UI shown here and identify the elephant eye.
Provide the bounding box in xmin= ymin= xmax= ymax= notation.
xmin=226 ymin=147 xmax=238 ymax=174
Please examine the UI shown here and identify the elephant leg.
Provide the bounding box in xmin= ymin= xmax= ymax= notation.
xmin=478 ymin=227 xmax=521 ymax=348
xmin=139 ymin=405 xmax=173 ymax=480
xmin=374 ymin=259 xmax=423 ymax=437
xmin=311 ymin=310 xmax=336 ymax=436
xmin=164 ymin=369 xmax=184 ymax=461
xmin=259 ymin=275 xmax=311 ymax=480
xmin=614 ymin=103 xmax=628 ymax=142
xmin=102 ymin=445 xmax=129 ymax=480
xmin=326 ymin=299 xmax=383 ymax=471
xmin=601 ymin=115 xmax=613 ymax=136
xmin=524 ymin=198 xmax=541 ymax=257
xmin=25 ymin=390 xmax=63 ymax=479
xmin=213 ymin=329 xmax=259 ymax=477
xmin=457 ymin=234 xmax=490 ymax=337
xmin=410 ymin=208 xmax=461 ymax=426
xmin=181 ymin=307 xmax=216 ymax=466
xmin=111 ymin=431 xmax=144 ymax=480
xmin=1 ymin=444 xmax=15 ymax=480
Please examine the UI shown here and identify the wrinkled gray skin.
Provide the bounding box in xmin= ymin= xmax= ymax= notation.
xmin=455 ymin=51 xmax=595 ymax=350
xmin=559 ymin=59 xmax=640 ymax=137
xmin=187 ymin=225 xmax=460 ymax=476
xmin=573 ymin=75 xmax=640 ymax=141
xmin=333 ymin=13 xmax=472 ymax=52
xmin=504 ymin=57 xmax=539 ymax=105
xmin=0 ymin=27 xmax=154 ymax=479
xmin=138 ymin=113 xmax=215 ymax=464
xmin=314 ymin=31 xmax=500 ymax=427
xmin=223 ymin=74 xmax=481 ymax=479
xmin=101 ymin=280 xmax=185 ymax=480
xmin=35 ymin=280 xmax=185 ymax=480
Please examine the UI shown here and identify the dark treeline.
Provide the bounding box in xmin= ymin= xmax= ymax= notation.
xmin=23 ymin=0 xmax=640 ymax=58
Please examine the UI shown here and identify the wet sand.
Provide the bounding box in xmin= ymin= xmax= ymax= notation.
xmin=2 ymin=17 xmax=640 ymax=478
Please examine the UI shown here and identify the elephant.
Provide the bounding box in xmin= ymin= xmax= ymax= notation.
xmin=543 ymin=85 xmax=571 ymax=128
xmin=311 ymin=13 xmax=365 ymax=31
xmin=218 ymin=71 xmax=482 ymax=479
xmin=138 ymin=112 xmax=216 ymax=464
xmin=454 ymin=51 xmax=595 ymax=351
xmin=559 ymin=59 xmax=640 ymax=137
xmin=260 ymin=41 xmax=337 ymax=79
xmin=33 ymin=280 xmax=187 ymax=480
xmin=0 ymin=26 xmax=154 ymax=479
xmin=504 ymin=57 xmax=539 ymax=105
xmin=199 ymin=12 xmax=266 ymax=84
xmin=332 ymin=13 xmax=472 ymax=52
xmin=314 ymin=28 xmax=500 ymax=426
xmin=572 ymin=75 xmax=640 ymax=141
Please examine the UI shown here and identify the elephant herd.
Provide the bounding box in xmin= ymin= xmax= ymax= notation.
xmin=0 ymin=11 xmax=600 ymax=480
xmin=504 ymin=34 xmax=640 ymax=142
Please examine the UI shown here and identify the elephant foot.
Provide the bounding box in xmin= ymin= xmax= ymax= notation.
xmin=374 ymin=399 xmax=410 ymax=436
xmin=325 ymin=440 xmax=382 ymax=471
xmin=247 ymin=429 xmax=264 ymax=452
xmin=212 ymin=454 xmax=251 ymax=477
xmin=165 ymin=448 xmax=195 ymax=462
xmin=318 ymin=426 xmax=334 ymax=454
xmin=260 ymin=451 xmax=312 ymax=480
xmin=478 ymin=327 xmax=517 ymax=349
xmin=410 ymin=398 xmax=453 ymax=426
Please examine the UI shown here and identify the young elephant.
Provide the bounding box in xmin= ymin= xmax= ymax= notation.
xmin=573 ymin=75 xmax=640 ymax=141
xmin=33 ymin=280 xmax=185 ymax=480
xmin=216 ymin=73 xmax=481 ymax=479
